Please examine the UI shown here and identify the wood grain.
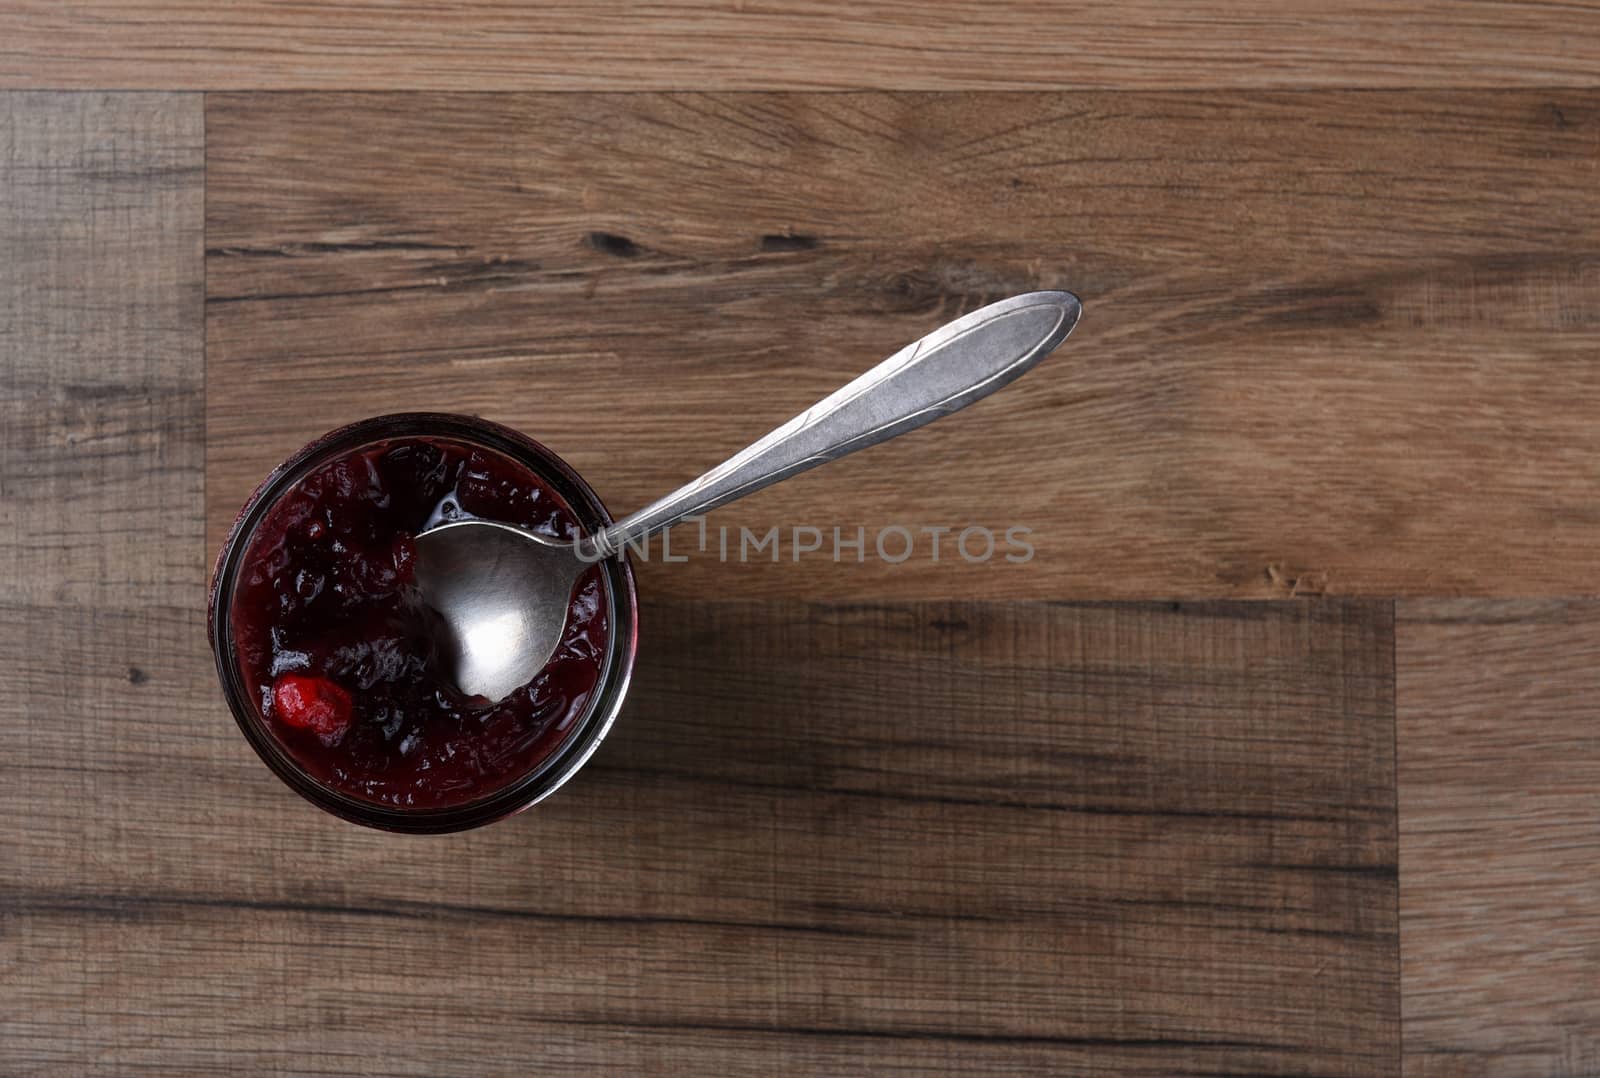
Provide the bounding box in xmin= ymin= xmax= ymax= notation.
xmin=1398 ymin=600 xmax=1600 ymax=1077
xmin=2 ymin=92 xmax=204 ymax=608
xmin=7 ymin=598 xmax=1398 ymax=1074
xmin=208 ymin=91 xmax=1600 ymax=601
xmin=7 ymin=79 xmax=1581 ymax=1076
xmin=2 ymin=2 xmax=1598 ymax=91
xmin=0 ymin=90 xmax=206 ymax=1066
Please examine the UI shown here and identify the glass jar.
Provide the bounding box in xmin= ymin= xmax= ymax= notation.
xmin=208 ymin=413 xmax=638 ymax=833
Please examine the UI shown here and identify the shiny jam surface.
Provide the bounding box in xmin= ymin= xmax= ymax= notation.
xmin=230 ymin=436 xmax=609 ymax=810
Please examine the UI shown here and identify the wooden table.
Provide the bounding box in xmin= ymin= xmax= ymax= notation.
xmin=4 ymin=9 xmax=1599 ymax=1075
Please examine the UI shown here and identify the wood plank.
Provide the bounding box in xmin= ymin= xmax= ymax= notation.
xmin=1398 ymin=600 xmax=1600 ymax=1077
xmin=0 ymin=90 xmax=206 ymax=1069
xmin=2 ymin=2 xmax=1597 ymax=91
xmin=1 ymin=91 xmax=204 ymax=607
xmin=208 ymin=91 xmax=1600 ymax=601
xmin=7 ymin=599 xmax=1398 ymax=1074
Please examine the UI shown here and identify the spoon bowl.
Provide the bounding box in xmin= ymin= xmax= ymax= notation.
xmin=415 ymin=520 xmax=589 ymax=703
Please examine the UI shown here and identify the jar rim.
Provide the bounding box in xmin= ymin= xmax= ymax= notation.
xmin=208 ymin=413 xmax=638 ymax=833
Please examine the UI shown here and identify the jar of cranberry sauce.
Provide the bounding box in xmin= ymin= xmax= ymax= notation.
xmin=209 ymin=414 xmax=639 ymax=833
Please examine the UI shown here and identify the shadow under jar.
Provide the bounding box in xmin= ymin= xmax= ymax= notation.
xmin=209 ymin=414 xmax=638 ymax=833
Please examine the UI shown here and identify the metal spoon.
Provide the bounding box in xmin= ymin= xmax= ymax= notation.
xmin=416 ymin=290 xmax=1081 ymax=702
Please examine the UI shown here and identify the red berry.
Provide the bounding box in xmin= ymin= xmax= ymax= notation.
xmin=272 ymin=674 xmax=353 ymax=744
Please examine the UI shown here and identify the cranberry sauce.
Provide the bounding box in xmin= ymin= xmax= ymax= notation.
xmin=229 ymin=436 xmax=609 ymax=810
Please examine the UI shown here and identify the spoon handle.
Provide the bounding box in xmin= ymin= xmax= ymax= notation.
xmin=581 ymin=290 xmax=1081 ymax=561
